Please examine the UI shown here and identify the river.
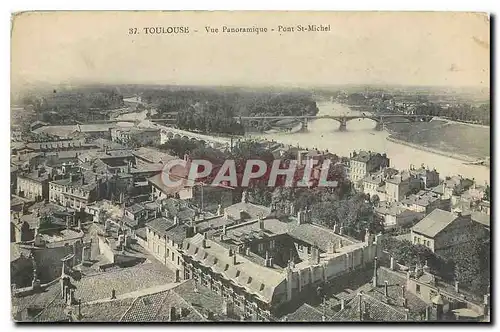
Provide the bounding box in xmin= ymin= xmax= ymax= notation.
xmin=260 ymin=101 xmax=490 ymax=185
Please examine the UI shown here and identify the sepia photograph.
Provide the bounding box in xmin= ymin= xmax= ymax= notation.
xmin=10 ymin=11 xmax=491 ymax=323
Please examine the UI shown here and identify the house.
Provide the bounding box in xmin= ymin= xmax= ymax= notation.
xmin=409 ymin=165 xmax=440 ymax=189
xmin=349 ymin=151 xmax=390 ymax=189
xmin=385 ymin=170 xmax=421 ymax=203
xmin=375 ymin=202 xmax=424 ymax=229
xmin=49 ymin=172 xmax=107 ymax=210
xmin=110 ymin=127 xmax=161 ymax=146
xmin=410 ymin=209 xmax=489 ymax=256
xmin=16 ymin=168 xmax=51 ymax=202
xmin=145 ymin=216 xmax=189 ymax=275
xmin=400 ymin=190 xmax=450 ymax=214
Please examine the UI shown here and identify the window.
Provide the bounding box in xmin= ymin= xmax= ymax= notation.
xmin=269 ymin=240 xmax=275 ymax=250
xmin=177 ymin=256 xmax=180 ymax=265
xmin=171 ymin=252 xmax=174 ymax=261
xmin=258 ymin=243 xmax=264 ymax=253
xmin=416 ymin=284 xmax=421 ymax=294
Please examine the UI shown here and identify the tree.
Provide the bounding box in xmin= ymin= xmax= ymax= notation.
xmin=484 ymin=185 xmax=490 ymax=201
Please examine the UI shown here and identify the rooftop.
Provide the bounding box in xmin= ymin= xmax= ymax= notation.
xmin=412 ymin=208 xmax=458 ymax=238
xmin=351 ymin=151 xmax=387 ymax=163
xmin=401 ymin=190 xmax=442 ymax=207
xmin=133 ymin=147 xmax=177 ymax=164
xmin=183 ymin=234 xmax=285 ymax=303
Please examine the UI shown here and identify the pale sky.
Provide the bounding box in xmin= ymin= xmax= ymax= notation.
xmin=11 ymin=11 xmax=490 ymax=90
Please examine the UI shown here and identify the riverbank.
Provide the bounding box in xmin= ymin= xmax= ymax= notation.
xmin=386 ymin=135 xmax=480 ymax=164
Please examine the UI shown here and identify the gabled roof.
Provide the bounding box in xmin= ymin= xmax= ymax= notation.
xmin=411 ymin=209 xmax=457 ymax=238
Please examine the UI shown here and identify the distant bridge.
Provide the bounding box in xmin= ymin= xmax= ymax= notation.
xmin=236 ymin=114 xmax=433 ymax=131
xmin=158 ymin=126 xmax=232 ymax=149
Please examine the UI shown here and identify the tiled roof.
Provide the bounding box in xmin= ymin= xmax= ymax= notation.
xmin=133 ymin=147 xmax=177 ymax=164
xmin=411 ymin=209 xmax=457 ymax=237
xmin=224 ymin=202 xmax=272 ymax=221
xmin=286 ymin=303 xmax=326 ymax=322
xmin=73 ymin=262 xmax=175 ymax=302
xmin=332 ymin=292 xmax=408 ymax=322
xmin=183 ymin=234 xmax=284 ymax=303
xmin=79 ymin=298 xmax=135 ymax=322
xmin=469 ymin=211 xmax=490 ymax=228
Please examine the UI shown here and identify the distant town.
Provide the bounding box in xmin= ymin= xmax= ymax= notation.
xmin=11 ymin=86 xmax=490 ymax=322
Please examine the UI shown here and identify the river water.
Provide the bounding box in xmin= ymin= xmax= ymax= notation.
xmin=260 ymin=101 xmax=490 ymax=185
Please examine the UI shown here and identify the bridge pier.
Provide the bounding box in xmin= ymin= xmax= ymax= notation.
xmin=301 ymin=118 xmax=309 ymax=132
xmin=375 ymin=120 xmax=385 ymax=131
xmin=338 ymin=118 xmax=347 ymax=132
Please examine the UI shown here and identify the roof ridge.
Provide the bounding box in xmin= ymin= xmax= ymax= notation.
xmin=119 ymin=297 xmax=139 ymax=322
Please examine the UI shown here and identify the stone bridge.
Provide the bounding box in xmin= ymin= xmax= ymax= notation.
xmin=236 ymin=114 xmax=433 ymax=131
xmin=159 ymin=126 xmax=231 ymax=148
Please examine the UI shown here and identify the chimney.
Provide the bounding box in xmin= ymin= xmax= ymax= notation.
xmin=358 ymin=292 xmax=363 ymax=321
xmin=340 ymin=298 xmax=345 ymax=310
xmin=81 ymin=174 xmax=85 ymax=186
xmin=333 ymin=223 xmax=338 ymax=233
xmin=390 ymin=257 xmax=395 ymax=270
xmin=228 ymin=248 xmax=233 ymax=257
xmin=169 ymin=306 xmax=176 ymax=321
xmin=64 ymin=285 xmax=69 ymax=302
xmin=69 ymin=173 xmax=74 ymax=183
xmin=78 ymin=299 xmax=82 ymax=318
xmin=454 ymin=280 xmax=459 ymax=293
xmin=111 ymin=289 xmax=116 ymax=299
xmin=259 ymin=217 xmax=265 ymax=230
xmin=245 ymin=247 xmax=250 ymax=256
xmin=202 ymin=232 xmax=207 ymax=248
xmin=68 ymin=289 xmax=75 ymax=305
xmin=404 ymin=308 xmax=410 ymax=321
xmin=402 ymin=297 xmax=408 ymax=308
xmin=384 ymin=281 xmax=388 ymax=297
xmin=232 ymin=255 xmax=237 ymax=265
xmin=372 ymin=257 xmax=378 ymax=287
xmin=401 ymin=285 xmax=406 ymax=299
xmin=339 ymin=226 xmax=344 ymax=236
xmin=297 ymin=210 xmax=304 ymax=224
xmin=222 ymin=224 xmax=227 ymax=235
xmin=173 ymin=215 xmax=179 ymax=226
xmin=425 ymin=306 xmax=431 ymax=321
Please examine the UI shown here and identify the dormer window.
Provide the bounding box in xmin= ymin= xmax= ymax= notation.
xmin=260 ymin=284 xmax=265 ymax=291
xmin=247 ymin=277 xmax=252 ymax=284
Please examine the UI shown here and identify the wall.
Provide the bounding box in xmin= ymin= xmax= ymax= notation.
xmin=98 ymin=236 xmax=115 ymax=264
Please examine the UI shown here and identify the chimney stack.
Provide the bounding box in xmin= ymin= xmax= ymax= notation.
xmin=232 ymin=255 xmax=237 ymax=265
xmin=333 ymin=223 xmax=338 ymax=233
xmin=358 ymin=292 xmax=363 ymax=321
xmin=341 ymin=298 xmax=345 ymax=310
xmin=384 ymin=281 xmax=388 ymax=297
xmin=425 ymin=306 xmax=431 ymax=321
xmin=455 ymin=280 xmax=459 ymax=293
xmin=78 ymin=299 xmax=82 ymax=318
xmin=202 ymin=232 xmax=208 ymax=248
xmin=259 ymin=217 xmax=265 ymax=230
xmin=404 ymin=308 xmax=409 ymax=321
xmin=245 ymin=247 xmax=250 ymax=256
xmin=390 ymin=257 xmax=395 ymax=270
xmin=111 ymin=289 xmax=116 ymax=299
xmin=339 ymin=226 xmax=344 ymax=236
xmin=169 ymin=306 xmax=176 ymax=321
xmin=401 ymin=285 xmax=406 ymax=299
xmin=372 ymin=257 xmax=378 ymax=287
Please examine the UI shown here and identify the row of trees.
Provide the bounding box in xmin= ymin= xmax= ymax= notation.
xmin=382 ymin=235 xmax=490 ymax=296
xmin=176 ymin=103 xmax=245 ymax=135
xmin=20 ymin=89 xmax=125 ymax=126
xmin=413 ymin=103 xmax=490 ymax=125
